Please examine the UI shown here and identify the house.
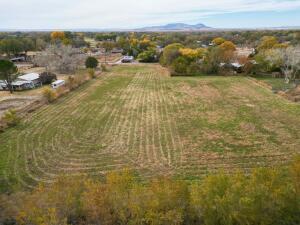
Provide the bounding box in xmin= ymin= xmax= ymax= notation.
xmin=11 ymin=80 xmax=35 ymax=90
xmin=111 ymin=48 xmax=124 ymax=54
xmin=17 ymin=73 xmax=42 ymax=87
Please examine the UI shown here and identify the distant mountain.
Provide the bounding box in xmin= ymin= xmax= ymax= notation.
xmin=136 ymin=23 xmax=211 ymax=32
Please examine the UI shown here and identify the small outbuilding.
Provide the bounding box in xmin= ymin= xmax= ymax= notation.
xmin=17 ymin=73 xmax=42 ymax=87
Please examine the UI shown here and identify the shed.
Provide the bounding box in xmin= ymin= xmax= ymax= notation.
xmin=17 ymin=73 xmax=42 ymax=87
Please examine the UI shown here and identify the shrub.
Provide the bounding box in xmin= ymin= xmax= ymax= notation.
xmin=56 ymin=85 xmax=69 ymax=97
xmin=2 ymin=109 xmax=20 ymax=127
xmin=1 ymin=158 xmax=297 ymax=225
xmin=171 ymin=56 xmax=189 ymax=75
xmin=85 ymin=56 xmax=99 ymax=69
xmin=101 ymin=64 xmax=107 ymax=72
xmin=39 ymin=72 xmax=57 ymax=84
xmin=87 ymin=68 xmax=96 ymax=79
xmin=42 ymin=87 xmax=57 ymax=103
xmin=187 ymin=62 xmax=202 ymax=75
xmin=137 ymin=49 xmax=158 ymax=62
xmin=66 ymin=76 xmax=77 ymax=90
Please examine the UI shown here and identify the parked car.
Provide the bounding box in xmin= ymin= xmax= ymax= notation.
xmin=121 ymin=56 xmax=134 ymax=63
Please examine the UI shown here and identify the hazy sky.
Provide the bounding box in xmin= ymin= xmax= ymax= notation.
xmin=1 ymin=0 xmax=300 ymax=29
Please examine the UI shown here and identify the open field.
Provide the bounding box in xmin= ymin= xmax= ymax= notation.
xmin=0 ymin=64 xmax=299 ymax=191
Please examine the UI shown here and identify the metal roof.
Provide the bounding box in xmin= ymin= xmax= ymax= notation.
xmin=18 ymin=73 xmax=40 ymax=81
xmin=11 ymin=80 xmax=33 ymax=86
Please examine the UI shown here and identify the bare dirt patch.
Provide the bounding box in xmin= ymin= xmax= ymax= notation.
xmin=0 ymin=97 xmax=41 ymax=117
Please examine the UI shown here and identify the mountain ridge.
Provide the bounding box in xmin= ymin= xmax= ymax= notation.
xmin=135 ymin=23 xmax=211 ymax=31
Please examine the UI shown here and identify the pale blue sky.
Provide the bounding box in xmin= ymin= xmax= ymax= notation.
xmin=0 ymin=0 xmax=300 ymax=29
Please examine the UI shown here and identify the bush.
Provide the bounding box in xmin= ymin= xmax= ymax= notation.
xmin=85 ymin=57 xmax=99 ymax=69
xmin=137 ymin=49 xmax=158 ymax=63
xmin=66 ymin=76 xmax=77 ymax=90
xmin=2 ymin=158 xmax=299 ymax=225
xmin=101 ymin=64 xmax=107 ymax=72
xmin=171 ymin=56 xmax=189 ymax=75
xmin=2 ymin=109 xmax=20 ymax=127
xmin=187 ymin=62 xmax=202 ymax=75
xmin=87 ymin=68 xmax=96 ymax=79
xmin=42 ymin=87 xmax=57 ymax=103
xmin=39 ymin=72 xmax=57 ymax=84
xmin=56 ymin=85 xmax=69 ymax=97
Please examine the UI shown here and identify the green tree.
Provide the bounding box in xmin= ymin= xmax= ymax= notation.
xmin=0 ymin=60 xmax=18 ymax=93
xmin=160 ymin=43 xmax=184 ymax=66
xmin=101 ymin=41 xmax=115 ymax=64
xmin=0 ymin=39 xmax=24 ymax=57
xmin=137 ymin=48 xmax=158 ymax=62
xmin=21 ymin=38 xmax=35 ymax=55
xmin=85 ymin=56 xmax=99 ymax=69
xmin=202 ymin=47 xmax=224 ymax=74
xmin=171 ymin=56 xmax=190 ymax=75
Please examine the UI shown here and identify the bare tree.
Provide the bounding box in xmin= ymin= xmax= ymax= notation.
xmin=266 ymin=46 xmax=300 ymax=83
xmin=34 ymin=45 xmax=85 ymax=74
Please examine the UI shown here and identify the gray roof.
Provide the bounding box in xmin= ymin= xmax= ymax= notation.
xmin=18 ymin=73 xmax=40 ymax=81
xmin=11 ymin=80 xmax=33 ymax=86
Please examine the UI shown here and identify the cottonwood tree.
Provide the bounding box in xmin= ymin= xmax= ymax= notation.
xmin=160 ymin=43 xmax=184 ymax=66
xmin=101 ymin=41 xmax=115 ymax=64
xmin=257 ymin=36 xmax=278 ymax=51
xmin=266 ymin=46 xmax=300 ymax=83
xmin=34 ymin=45 xmax=84 ymax=74
xmin=0 ymin=39 xmax=24 ymax=58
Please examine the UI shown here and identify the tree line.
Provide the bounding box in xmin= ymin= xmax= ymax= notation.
xmin=0 ymin=31 xmax=88 ymax=58
xmin=159 ymin=35 xmax=300 ymax=83
xmin=0 ymin=157 xmax=299 ymax=225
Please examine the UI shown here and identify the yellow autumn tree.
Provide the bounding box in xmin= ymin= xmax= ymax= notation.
xmin=50 ymin=31 xmax=65 ymax=41
xmin=257 ymin=36 xmax=278 ymax=51
xmin=212 ymin=37 xmax=226 ymax=46
xmin=220 ymin=41 xmax=236 ymax=51
xmin=179 ymin=48 xmax=205 ymax=59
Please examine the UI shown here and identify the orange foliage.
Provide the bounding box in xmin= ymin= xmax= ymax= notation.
xmin=51 ymin=31 xmax=65 ymax=41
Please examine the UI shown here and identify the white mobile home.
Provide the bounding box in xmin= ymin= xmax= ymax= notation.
xmin=51 ymin=80 xmax=65 ymax=89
